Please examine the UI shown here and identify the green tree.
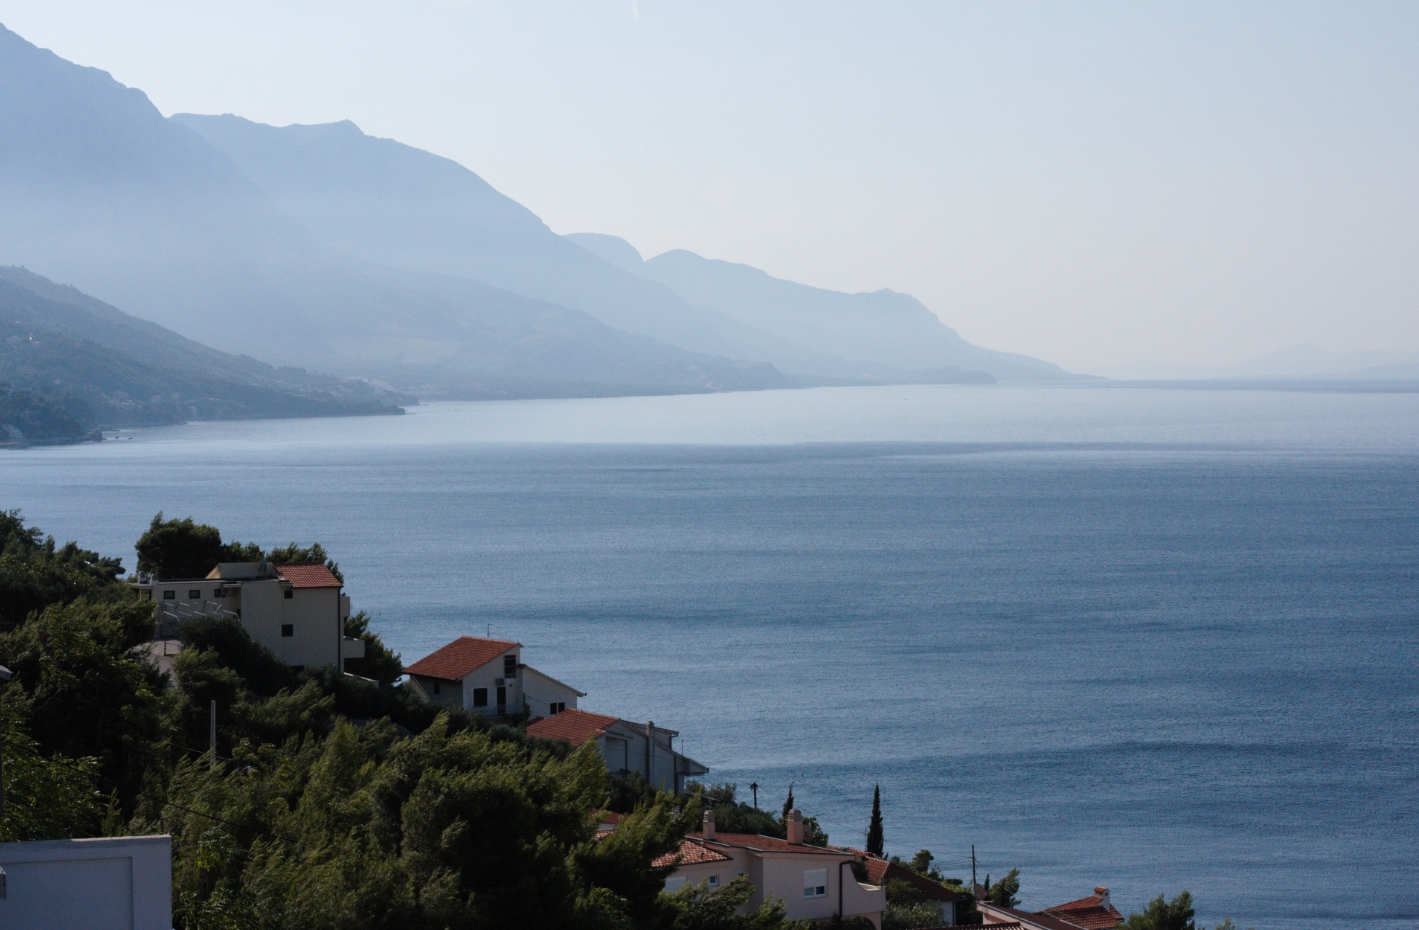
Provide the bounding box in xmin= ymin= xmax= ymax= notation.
xmin=661 ymin=876 xmax=806 ymax=929
xmin=136 ymin=513 xmax=260 ymax=580
xmin=883 ymin=900 xmax=946 ymax=930
xmin=866 ymin=784 xmax=884 ymax=856
xmin=0 ymin=597 xmax=177 ymax=814
xmin=983 ymin=868 xmax=1020 ymax=908
xmin=781 ymin=782 xmax=795 ymax=823
xmin=0 ymin=509 xmax=125 ymax=631
xmin=0 ymin=691 xmax=103 ymax=840
xmin=1122 ymin=891 xmax=1195 ymax=930
xmin=342 ymin=610 xmax=402 ymax=684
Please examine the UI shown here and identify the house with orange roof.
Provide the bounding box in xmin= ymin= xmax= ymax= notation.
xmin=977 ymin=885 xmax=1122 ymax=930
xmin=526 ymin=707 xmax=708 ymax=794
xmin=653 ymin=809 xmax=885 ymax=928
xmin=404 ymin=636 xmax=585 ymax=719
xmin=132 ymin=560 xmax=363 ymax=672
xmin=1039 ymin=887 xmax=1124 ymax=929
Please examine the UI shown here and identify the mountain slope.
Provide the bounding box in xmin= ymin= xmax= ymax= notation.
xmin=0 ymin=26 xmax=784 ymax=396
xmin=170 ymin=113 xmax=857 ymax=374
xmin=568 ymin=233 xmax=1074 ymax=381
xmin=0 ymin=270 xmax=407 ymax=441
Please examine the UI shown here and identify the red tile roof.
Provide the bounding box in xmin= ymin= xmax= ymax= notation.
xmin=404 ymin=636 xmax=519 ymax=681
xmin=652 ymin=838 xmax=733 ymax=868
xmin=849 ymin=852 xmax=965 ymax=901
xmin=525 ymin=708 xmax=619 ymax=746
xmin=1042 ymin=896 xmax=1123 ymax=930
xmin=687 ymin=832 xmax=848 ymax=857
xmin=273 ymin=563 xmax=342 ymax=589
xmin=981 ymin=904 xmax=1090 ymax=930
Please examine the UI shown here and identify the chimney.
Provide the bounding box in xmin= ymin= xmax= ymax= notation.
xmin=702 ymin=808 xmax=715 ymax=840
xmin=1094 ymin=887 xmax=1111 ymax=909
xmin=786 ymin=808 xmax=804 ymax=845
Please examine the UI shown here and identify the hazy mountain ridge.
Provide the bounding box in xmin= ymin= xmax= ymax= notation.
xmin=0 ymin=25 xmax=789 ymax=397
xmin=568 ymin=233 xmax=1073 ymax=381
xmin=0 ymin=269 xmax=411 ymax=441
xmin=0 ymin=23 xmax=1070 ymax=396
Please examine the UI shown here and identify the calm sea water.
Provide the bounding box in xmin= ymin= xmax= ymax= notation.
xmin=3 ymin=385 xmax=1416 ymax=929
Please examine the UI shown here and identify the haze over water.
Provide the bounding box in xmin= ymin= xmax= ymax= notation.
xmin=4 ymin=384 xmax=1417 ymax=930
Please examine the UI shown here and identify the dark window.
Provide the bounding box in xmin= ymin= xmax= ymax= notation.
xmin=188 ymin=589 xmax=201 ymax=599
xmin=284 ymin=589 xmax=294 ymax=599
xmin=162 ymin=590 xmax=175 ymax=600
xmin=503 ymin=655 xmax=517 ymax=677
xmin=432 ymin=681 xmax=441 ymax=695
xmin=496 ymin=686 xmax=507 ymax=708
xmin=214 ymin=587 xmax=226 ymax=598
xmin=472 ymin=688 xmax=488 ymax=707
xmin=280 ymin=624 xmax=294 ymax=637
xmin=550 ymin=702 xmax=566 ymax=715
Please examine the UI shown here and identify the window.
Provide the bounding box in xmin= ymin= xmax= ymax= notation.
xmin=281 ymin=624 xmax=294 ymax=637
xmin=503 ymin=655 xmax=517 ymax=677
xmin=803 ymin=869 xmax=827 ymax=898
xmin=214 ymin=587 xmax=227 ymax=598
xmin=664 ymin=876 xmax=687 ymax=893
xmin=188 ymin=589 xmax=201 ymax=599
xmin=472 ymin=688 xmax=488 ymax=707
xmin=550 ymin=702 xmax=566 ymax=715
xmin=707 ymin=874 xmax=719 ymax=888
xmin=284 ymin=589 xmax=294 ymax=599
xmin=432 ymin=681 xmax=441 ymax=695
xmin=163 ymin=590 xmax=175 ymax=600
xmin=496 ymin=686 xmax=507 ymax=708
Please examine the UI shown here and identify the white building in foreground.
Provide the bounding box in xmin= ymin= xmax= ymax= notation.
xmin=0 ymin=835 xmax=172 ymax=930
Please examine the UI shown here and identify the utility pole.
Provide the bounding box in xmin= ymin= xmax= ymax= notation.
xmin=750 ymin=782 xmax=759 ymax=809
xmin=209 ymin=700 xmax=217 ymax=770
xmin=971 ymin=845 xmax=977 ymax=891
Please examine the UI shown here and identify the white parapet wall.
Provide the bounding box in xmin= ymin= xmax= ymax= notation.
xmin=0 ymin=835 xmax=172 ymax=930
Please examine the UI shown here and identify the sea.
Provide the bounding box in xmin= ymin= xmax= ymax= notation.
xmin=3 ymin=383 xmax=1416 ymax=929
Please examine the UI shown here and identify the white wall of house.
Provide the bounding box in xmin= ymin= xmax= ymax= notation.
xmin=458 ymin=646 xmax=522 ymax=713
xmin=521 ymin=666 xmax=582 ymax=718
xmin=663 ymin=850 xmax=747 ymax=894
xmin=0 ymin=835 xmax=172 ymax=930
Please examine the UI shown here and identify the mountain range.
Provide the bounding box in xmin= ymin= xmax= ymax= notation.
xmin=0 ymin=266 xmax=408 ymax=443
xmin=0 ymin=23 xmax=1073 ymax=400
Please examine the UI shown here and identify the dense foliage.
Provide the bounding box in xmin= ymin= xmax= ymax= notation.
xmin=1122 ymin=891 xmax=1196 ymax=930
xmin=681 ymin=782 xmax=829 ymax=847
xmin=0 ymin=512 xmax=806 ymax=929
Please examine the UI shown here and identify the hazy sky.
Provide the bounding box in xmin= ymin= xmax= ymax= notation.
xmin=3 ymin=2 xmax=1416 ymax=373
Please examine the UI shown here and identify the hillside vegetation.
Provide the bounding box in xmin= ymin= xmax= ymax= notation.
xmin=0 ymin=511 xmax=805 ymax=929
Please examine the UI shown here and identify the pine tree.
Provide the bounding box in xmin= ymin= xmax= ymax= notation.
xmin=866 ymin=783 xmax=884 ymax=856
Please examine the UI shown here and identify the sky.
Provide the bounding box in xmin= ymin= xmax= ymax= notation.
xmin=2 ymin=1 xmax=1415 ymax=374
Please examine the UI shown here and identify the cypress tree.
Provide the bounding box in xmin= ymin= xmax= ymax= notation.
xmin=866 ymin=783 xmax=884 ymax=856
xmin=781 ymin=782 xmax=795 ymax=824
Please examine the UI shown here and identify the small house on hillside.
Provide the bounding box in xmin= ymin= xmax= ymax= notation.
xmin=852 ymin=851 xmax=967 ymax=926
xmin=526 ymin=707 xmax=708 ymax=794
xmin=132 ymin=561 xmax=363 ymax=672
xmin=404 ymin=636 xmax=585 ymax=719
xmin=654 ymin=809 xmax=885 ymax=928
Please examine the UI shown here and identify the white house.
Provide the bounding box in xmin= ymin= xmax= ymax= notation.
xmin=132 ymin=561 xmax=364 ymax=672
xmin=0 ymin=835 xmax=172 ymax=930
xmin=654 ymin=809 xmax=885 ymax=928
xmin=403 ymin=636 xmax=584 ymax=718
xmin=525 ymin=708 xmax=709 ymax=795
